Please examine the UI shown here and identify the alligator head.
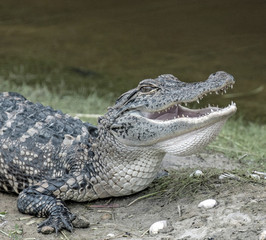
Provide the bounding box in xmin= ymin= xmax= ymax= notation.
xmin=99 ymin=71 xmax=236 ymax=156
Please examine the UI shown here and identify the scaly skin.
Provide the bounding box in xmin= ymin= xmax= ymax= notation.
xmin=0 ymin=71 xmax=236 ymax=233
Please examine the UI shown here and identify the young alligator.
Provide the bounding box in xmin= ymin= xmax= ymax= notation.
xmin=0 ymin=71 xmax=236 ymax=234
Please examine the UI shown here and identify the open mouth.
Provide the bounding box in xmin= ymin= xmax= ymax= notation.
xmin=142 ymin=103 xmax=236 ymax=121
xmin=141 ymin=83 xmax=236 ymax=121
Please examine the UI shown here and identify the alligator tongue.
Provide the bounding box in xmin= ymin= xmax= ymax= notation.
xmin=155 ymin=106 xmax=178 ymax=120
xmin=177 ymin=105 xmax=219 ymax=118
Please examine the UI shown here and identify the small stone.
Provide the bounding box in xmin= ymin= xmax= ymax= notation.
xmin=40 ymin=225 xmax=55 ymax=234
xmin=101 ymin=213 xmax=112 ymax=220
xmin=149 ymin=220 xmax=168 ymax=235
xmin=198 ymin=199 xmax=217 ymax=209
xmin=190 ymin=170 xmax=203 ymax=177
xmin=249 ymin=174 xmax=260 ymax=180
xmin=259 ymin=230 xmax=266 ymax=240
xmin=72 ymin=215 xmax=90 ymax=228
xmin=219 ymin=173 xmax=238 ymax=180
xmin=107 ymin=233 xmax=115 ymax=238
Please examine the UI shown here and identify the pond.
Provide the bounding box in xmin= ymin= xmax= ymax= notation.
xmin=0 ymin=0 xmax=265 ymax=122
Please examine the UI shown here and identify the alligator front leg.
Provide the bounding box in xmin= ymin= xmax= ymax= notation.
xmin=17 ymin=174 xmax=85 ymax=233
xmin=18 ymin=189 xmax=75 ymax=233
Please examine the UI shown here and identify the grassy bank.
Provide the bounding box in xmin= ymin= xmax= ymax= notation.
xmin=0 ymin=67 xmax=114 ymax=125
xmin=208 ymin=118 xmax=266 ymax=170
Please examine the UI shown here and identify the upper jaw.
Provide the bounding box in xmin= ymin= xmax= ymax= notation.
xmin=137 ymin=72 xmax=236 ymax=122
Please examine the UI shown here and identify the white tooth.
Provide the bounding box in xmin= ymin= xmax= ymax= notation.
xmin=215 ymin=91 xmax=218 ymax=95
xmin=197 ymin=99 xmax=199 ymax=104
xmin=185 ymin=102 xmax=188 ymax=106
xmin=182 ymin=114 xmax=185 ymax=117
xmin=231 ymin=85 xmax=233 ymax=89
xmin=224 ymin=89 xmax=227 ymax=93
xmin=211 ymin=109 xmax=214 ymax=112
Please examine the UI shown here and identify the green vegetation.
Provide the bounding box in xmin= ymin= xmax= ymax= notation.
xmin=8 ymin=224 xmax=23 ymax=240
xmin=0 ymin=224 xmax=23 ymax=240
xmin=208 ymin=117 xmax=266 ymax=170
xmin=150 ymin=168 xmax=265 ymax=202
xmin=0 ymin=65 xmax=114 ymax=125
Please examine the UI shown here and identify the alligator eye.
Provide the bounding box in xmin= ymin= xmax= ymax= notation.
xmin=140 ymin=86 xmax=156 ymax=93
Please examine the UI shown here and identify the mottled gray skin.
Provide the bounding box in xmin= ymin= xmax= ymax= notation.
xmin=0 ymin=71 xmax=236 ymax=233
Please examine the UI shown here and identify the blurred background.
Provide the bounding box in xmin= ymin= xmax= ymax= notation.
xmin=0 ymin=0 xmax=265 ymax=123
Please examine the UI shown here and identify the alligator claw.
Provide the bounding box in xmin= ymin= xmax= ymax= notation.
xmin=38 ymin=212 xmax=76 ymax=234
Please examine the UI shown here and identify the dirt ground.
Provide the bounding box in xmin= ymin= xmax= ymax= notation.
xmin=0 ymin=153 xmax=265 ymax=240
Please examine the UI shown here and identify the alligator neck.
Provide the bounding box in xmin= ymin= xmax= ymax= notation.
xmin=91 ymin=128 xmax=165 ymax=198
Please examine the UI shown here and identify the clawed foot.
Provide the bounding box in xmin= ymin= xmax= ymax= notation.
xmin=38 ymin=211 xmax=76 ymax=234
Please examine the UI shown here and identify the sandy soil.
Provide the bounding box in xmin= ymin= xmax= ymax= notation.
xmin=0 ymin=154 xmax=265 ymax=240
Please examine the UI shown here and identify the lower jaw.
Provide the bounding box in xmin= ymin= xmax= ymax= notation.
xmin=154 ymin=120 xmax=226 ymax=156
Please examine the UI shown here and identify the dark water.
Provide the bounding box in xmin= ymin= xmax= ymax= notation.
xmin=0 ymin=0 xmax=265 ymax=122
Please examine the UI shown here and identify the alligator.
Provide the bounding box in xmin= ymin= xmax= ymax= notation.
xmin=0 ymin=71 xmax=236 ymax=234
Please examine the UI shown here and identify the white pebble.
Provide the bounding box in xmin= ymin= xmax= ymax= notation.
xmin=198 ymin=199 xmax=217 ymax=209
xmin=253 ymin=170 xmax=266 ymax=177
xmin=249 ymin=174 xmax=260 ymax=180
xmin=106 ymin=233 xmax=115 ymax=238
xmin=190 ymin=170 xmax=203 ymax=177
xmin=149 ymin=220 xmax=168 ymax=235
xmin=219 ymin=173 xmax=238 ymax=180
xmin=259 ymin=230 xmax=266 ymax=240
